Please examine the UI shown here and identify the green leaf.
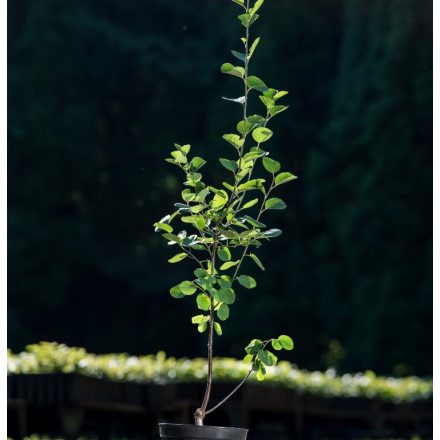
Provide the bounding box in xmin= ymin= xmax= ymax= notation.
xmin=214 ymin=322 xmax=223 ymax=335
xmin=248 ymin=37 xmax=260 ymax=58
xmin=178 ymin=281 xmax=197 ymax=296
xmin=170 ymin=285 xmax=185 ymax=299
xmin=262 ymin=157 xmax=281 ymax=174
xmin=242 ymin=198 xmax=259 ymax=209
xmin=278 ymin=335 xmax=294 ymax=350
xmin=220 ymin=261 xmax=239 ymax=271
xmin=252 ymin=127 xmax=273 ymax=143
xmin=194 ymin=268 xmax=208 ymax=278
xmin=198 ymin=322 xmax=208 ymax=333
xmin=175 ymin=143 xmax=191 ymax=154
xmin=181 ymin=215 xmax=206 ymax=230
xmin=265 ymin=197 xmax=287 ymax=210
xmin=170 ymin=150 xmax=187 ymax=164
xmin=237 ymin=178 xmax=265 ymax=192
xmin=248 ymin=114 xmax=266 ymax=126
xmin=231 ymin=50 xmax=246 ymax=63
xmin=238 ymin=13 xmax=259 ymax=27
xmin=217 ymin=304 xmax=230 ymax=321
xmin=218 ymin=228 xmax=239 ymax=240
xmin=196 ymin=188 xmax=210 ymax=202
xmin=269 ymin=105 xmax=288 ymax=117
xmin=217 ymin=247 xmax=232 ymax=262
xmin=249 ymin=253 xmax=265 ymax=271
xmin=191 ymin=315 xmax=209 ymax=324
xmin=250 ymin=0 xmax=264 ymax=15
xmin=219 ymin=158 xmax=238 ymax=172
xmin=245 ymin=339 xmax=263 ymax=354
xmin=237 ymin=120 xmax=254 ymax=136
xmin=153 ymin=222 xmax=173 ymax=233
xmin=237 ymin=275 xmax=257 ymax=289
xmin=273 ymin=90 xmax=289 ymax=100
xmin=181 ymin=189 xmax=196 ymax=203
xmin=275 ymin=172 xmax=298 ymax=186
xmin=223 ymin=133 xmax=244 ymax=149
xmin=256 ymin=370 xmax=265 ymax=381
xmin=262 ymin=228 xmax=282 ymax=238
xmin=247 ymin=75 xmax=268 ymax=92
xmin=217 ymin=276 xmax=232 ymax=289
xmin=196 ymin=293 xmax=211 ymax=311
xmin=190 ymin=204 xmax=206 ymax=214
xmin=243 ymin=354 xmax=253 ymax=363
xmin=162 ymin=233 xmax=183 ymax=244
xmin=258 ymin=349 xmax=274 ymax=366
xmin=271 ymin=339 xmax=283 ymax=351
xmin=211 ymin=190 xmax=228 ymax=211
xmin=243 ymin=215 xmax=266 ymax=228
xmin=259 ymin=95 xmax=274 ymax=109
xmin=168 ymin=253 xmax=188 ymax=263
xmin=232 ymin=0 xmax=244 ymax=4
xmin=221 ymin=63 xmax=245 ymax=78
xmin=218 ymin=288 xmax=235 ymax=305
xmin=190 ymin=156 xmax=206 ymax=170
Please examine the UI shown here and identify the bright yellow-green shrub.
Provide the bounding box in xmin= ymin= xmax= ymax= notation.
xmin=7 ymin=342 xmax=432 ymax=403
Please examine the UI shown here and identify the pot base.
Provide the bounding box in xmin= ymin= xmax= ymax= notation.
xmin=159 ymin=423 xmax=248 ymax=440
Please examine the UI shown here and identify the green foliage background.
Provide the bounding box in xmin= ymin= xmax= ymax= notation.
xmin=8 ymin=0 xmax=432 ymax=376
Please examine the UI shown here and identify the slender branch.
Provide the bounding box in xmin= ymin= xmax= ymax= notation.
xmin=205 ymin=371 xmax=252 ymax=415
xmin=205 ymin=339 xmax=273 ymax=415
xmin=195 ymin=235 xmax=218 ymax=424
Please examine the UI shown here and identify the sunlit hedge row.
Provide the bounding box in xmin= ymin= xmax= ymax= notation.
xmin=7 ymin=342 xmax=432 ymax=403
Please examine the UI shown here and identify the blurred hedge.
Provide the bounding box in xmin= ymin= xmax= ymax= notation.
xmin=8 ymin=342 xmax=432 ymax=403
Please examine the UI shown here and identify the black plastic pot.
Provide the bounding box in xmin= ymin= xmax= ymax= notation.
xmin=159 ymin=423 xmax=248 ymax=440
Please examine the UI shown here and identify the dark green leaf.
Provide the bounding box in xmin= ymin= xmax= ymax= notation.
xmin=262 ymin=228 xmax=282 ymax=238
xmin=217 ymin=247 xmax=232 ymax=262
xmin=231 ymin=50 xmax=246 ymax=63
xmin=217 ymin=304 xmax=230 ymax=321
xmin=238 ymin=13 xmax=259 ymax=27
xmin=237 ymin=275 xmax=257 ymax=289
xmin=265 ymin=197 xmax=287 ymax=210
xmin=269 ymin=105 xmax=288 ymax=117
xmin=170 ymin=285 xmax=185 ymax=299
xmin=219 ymin=158 xmax=238 ymax=172
xmin=245 ymin=339 xmax=263 ymax=354
xmin=262 ymin=157 xmax=281 ymax=174
xmin=258 ymin=349 xmax=273 ymax=366
xmin=249 ymin=253 xmax=265 ymax=271
xmin=218 ymin=288 xmax=236 ymax=304
xmin=190 ymin=156 xmax=206 ymax=170
xmin=247 ymin=75 xmax=268 ymax=92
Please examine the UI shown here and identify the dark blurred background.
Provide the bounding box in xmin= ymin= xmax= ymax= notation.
xmin=8 ymin=0 xmax=432 ymax=376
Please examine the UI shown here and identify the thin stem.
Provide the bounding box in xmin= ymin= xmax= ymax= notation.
xmin=194 ymin=236 xmax=218 ymax=424
xmin=205 ymin=371 xmax=252 ymax=415
xmin=205 ymin=339 xmax=273 ymax=415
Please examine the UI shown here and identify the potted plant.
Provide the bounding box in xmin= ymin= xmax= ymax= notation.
xmin=154 ymin=0 xmax=297 ymax=438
